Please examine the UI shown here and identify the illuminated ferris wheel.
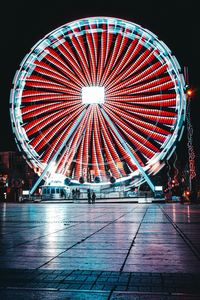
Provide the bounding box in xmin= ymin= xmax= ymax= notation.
xmin=10 ymin=17 xmax=186 ymax=191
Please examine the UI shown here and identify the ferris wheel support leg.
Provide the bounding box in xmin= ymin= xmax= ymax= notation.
xmin=29 ymin=110 xmax=86 ymax=196
xmin=101 ymin=108 xmax=155 ymax=193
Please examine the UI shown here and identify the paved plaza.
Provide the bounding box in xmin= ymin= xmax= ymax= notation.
xmin=0 ymin=202 xmax=200 ymax=299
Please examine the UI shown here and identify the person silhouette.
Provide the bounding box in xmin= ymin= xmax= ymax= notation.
xmin=87 ymin=189 xmax=91 ymax=204
xmin=91 ymin=191 xmax=96 ymax=204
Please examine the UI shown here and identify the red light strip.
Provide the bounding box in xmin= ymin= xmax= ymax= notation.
xmin=34 ymin=61 xmax=80 ymax=91
xmin=85 ymin=25 xmax=97 ymax=85
xmin=103 ymin=106 xmax=156 ymax=158
xmin=93 ymin=106 xmax=106 ymax=176
xmin=45 ymin=48 xmax=84 ymax=87
xmin=97 ymin=108 xmax=126 ymax=177
xmin=97 ymin=24 xmax=107 ymax=85
xmin=71 ymin=29 xmax=92 ymax=85
xmin=56 ymin=42 xmax=88 ymax=86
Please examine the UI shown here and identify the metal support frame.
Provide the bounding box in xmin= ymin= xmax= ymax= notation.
xmin=30 ymin=110 xmax=86 ymax=195
xmin=101 ymin=108 xmax=155 ymax=192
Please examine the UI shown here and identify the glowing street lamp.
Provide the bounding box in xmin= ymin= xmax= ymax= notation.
xmin=186 ymin=89 xmax=193 ymax=97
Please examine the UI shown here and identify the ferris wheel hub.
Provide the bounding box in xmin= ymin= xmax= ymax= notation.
xmin=81 ymin=86 xmax=105 ymax=104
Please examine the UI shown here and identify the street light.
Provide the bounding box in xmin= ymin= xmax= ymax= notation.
xmin=186 ymin=89 xmax=193 ymax=97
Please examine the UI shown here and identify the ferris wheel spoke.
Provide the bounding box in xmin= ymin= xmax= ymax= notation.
xmin=116 ymin=98 xmax=176 ymax=108
xmin=22 ymin=90 xmax=80 ymax=106
xmin=41 ymin=125 xmax=71 ymax=164
xmin=91 ymin=135 xmax=100 ymax=177
xmin=25 ymin=80 xmax=70 ymax=94
xmin=111 ymin=129 xmax=141 ymax=171
xmin=70 ymin=30 xmax=93 ymax=85
xmin=63 ymin=109 xmax=91 ymax=176
xmin=80 ymin=108 xmax=94 ymax=180
xmin=23 ymin=85 xmax=77 ymax=95
xmin=34 ymin=61 xmax=80 ymax=91
xmin=73 ymin=141 xmax=84 ymax=180
xmin=43 ymin=49 xmax=84 ymax=88
xmin=107 ymin=96 xmax=177 ymax=108
xmin=85 ymin=25 xmax=97 ymax=85
xmin=104 ymin=101 xmax=171 ymax=138
xmin=126 ymin=63 xmax=168 ymax=89
xmin=56 ymin=137 xmax=73 ymax=175
xmin=96 ymin=24 xmax=107 ymax=85
xmin=32 ymin=120 xmax=70 ymax=153
xmin=56 ymin=42 xmax=89 ymax=86
xmin=23 ymin=104 xmax=83 ymax=135
xmin=99 ymin=30 xmax=114 ymax=85
xmin=107 ymin=103 xmax=177 ymax=127
xmin=73 ymin=107 xmax=95 ymax=179
xmin=103 ymin=38 xmax=137 ymax=89
xmin=106 ymin=93 xmax=176 ymax=103
xmin=23 ymin=103 xmax=82 ymax=125
xmin=21 ymin=100 xmax=77 ymax=119
xmin=107 ymin=75 xmax=174 ymax=97
xmin=90 ymin=23 xmax=99 ymax=72
xmin=97 ymin=108 xmax=126 ymax=177
xmin=105 ymin=101 xmax=176 ymax=117
xmin=100 ymin=30 xmax=123 ymax=86
xmin=46 ymin=108 xmax=89 ymax=174
xmin=103 ymin=32 xmax=130 ymax=87
xmin=111 ymin=27 xmax=130 ymax=66
xmin=25 ymin=76 xmax=80 ymax=95
xmin=21 ymin=101 xmax=78 ymax=119
xmin=111 ymin=108 xmax=167 ymax=143
xmin=93 ymin=106 xmax=106 ymax=177
xmin=34 ymin=66 xmax=77 ymax=87
xmin=29 ymin=106 xmax=85 ymax=150
xmin=43 ymin=122 xmax=77 ymax=164
xmin=107 ymin=61 xmax=166 ymax=93
xmin=101 ymin=107 xmax=156 ymax=190
xmin=47 ymin=46 xmax=86 ymax=86
xmin=109 ymin=47 xmax=154 ymax=91
xmin=101 ymin=134 xmax=121 ymax=178
xmin=103 ymin=105 xmax=157 ymax=159
xmin=33 ymin=117 xmax=72 ymax=152
xmin=104 ymin=37 xmax=144 ymax=89
xmin=104 ymin=102 xmax=166 ymax=144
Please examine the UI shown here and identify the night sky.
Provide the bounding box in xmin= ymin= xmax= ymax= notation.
xmin=1 ymin=1 xmax=199 ymax=177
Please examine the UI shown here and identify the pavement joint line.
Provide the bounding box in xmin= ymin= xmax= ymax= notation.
xmin=36 ymin=206 xmax=139 ymax=269
xmin=3 ymin=222 xmax=78 ymax=251
xmin=107 ymin=287 xmax=115 ymax=299
xmin=159 ymin=204 xmax=200 ymax=261
xmin=120 ymin=205 xmax=149 ymax=272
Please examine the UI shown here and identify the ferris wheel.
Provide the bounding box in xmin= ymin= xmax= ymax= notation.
xmin=10 ymin=17 xmax=186 ymax=191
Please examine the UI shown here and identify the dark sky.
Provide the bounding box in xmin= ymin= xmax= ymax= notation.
xmin=1 ymin=0 xmax=199 ymax=172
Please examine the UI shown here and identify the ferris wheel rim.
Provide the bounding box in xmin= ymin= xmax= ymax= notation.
xmin=10 ymin=16 xmax=186 ymax=187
